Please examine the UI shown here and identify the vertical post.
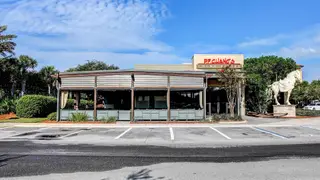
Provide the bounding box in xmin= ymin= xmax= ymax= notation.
xmin=131 ymin=74 xmax=135 ymax=121
xmin=93 ymin=76 xmax=97 ymax=121
xmin=56 ymin=88 xmax=61 ymax=122
xmin=203 ymin=76 xmax=207 ymax=120
xmin=75 ymin=92 xmax=80 ymax=110
xmin=167 ymin=76 xmax=171 ymax=121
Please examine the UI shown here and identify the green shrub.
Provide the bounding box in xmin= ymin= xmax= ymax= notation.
xmin=98 ymin=116 xmax=117 ymax=123
xmin=64 ymin=99 xmax=94 ymax=109
xmin=47 ymin=112 xmax=57 ymax=120
xmin=211 ymin=113 xmax=242 ymax=121
xmin=0 ymin=98 xmax=17 ymax=114
xmin=16 ymin=95 xmax=56 ymax=118
xmin=69 ymin=112 xmax=89 ymax=122
xmin=297 ymin=109 xmax=320 ymax=117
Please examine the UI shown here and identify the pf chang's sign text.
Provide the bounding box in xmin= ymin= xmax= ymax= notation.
xmin=204 ymin=58 xmax=235 ymax=64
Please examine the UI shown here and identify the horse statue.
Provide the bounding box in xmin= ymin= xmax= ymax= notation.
xmin=268 ymin=70 xmax=302 ymax=105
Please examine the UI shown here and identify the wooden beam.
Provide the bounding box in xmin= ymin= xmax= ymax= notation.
xmin=167 ymin=76 xmax=171 ymax=121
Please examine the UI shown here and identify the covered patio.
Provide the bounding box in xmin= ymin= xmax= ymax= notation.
xmin=56 ymin=70 xmax=207 ymax=121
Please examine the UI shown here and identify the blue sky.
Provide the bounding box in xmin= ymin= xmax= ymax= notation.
xmin=1 ymin=0 xmax=320 ymax=81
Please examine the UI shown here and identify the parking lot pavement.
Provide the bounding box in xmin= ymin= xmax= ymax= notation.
xmin=119 ymin=128 xmax=171 ymax=143
xmin=2 ymin=125 xmax=320 ymax=145
xmin=261 ymin=126 xmax=320 ymax=139
xmin=0 ymin=127 xmax=48 ymax=139
xmin=173 ymin=127 xmax=227 ymax=143
xmin=0 ymin=127 xmax=88 ymax=140
xmin=215 ymin=127 xmax=278 ymax=140
xmin=67 ymin=128 xmax=129 ymax=141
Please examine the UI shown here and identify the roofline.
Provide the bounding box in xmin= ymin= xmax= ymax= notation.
xmin=55 ymin=69 xmax=206 ymax=78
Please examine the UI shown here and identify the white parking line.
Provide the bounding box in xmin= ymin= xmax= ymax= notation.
xmin=209 ymin=127 xmax=231 ymax=140
xmin=0 ymin=127 xmax=51 ymax=140
xmin=250 ymin=126 xmax=288 ymax=139
xmin=115 ymin=127 xmax=132 ymax=139
xmin=169 ymin=127 xmax=174 ymax=141
xmin=0 ymin=127 xmax=11 ymax=130
xmin=59 ymin=130 xmax=85 ymax=138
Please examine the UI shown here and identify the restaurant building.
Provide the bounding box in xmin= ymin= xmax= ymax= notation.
xmin=55 ymin=54 xmax=246 ymax=121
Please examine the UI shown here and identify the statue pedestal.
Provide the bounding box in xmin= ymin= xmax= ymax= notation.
xmin=273 ymin=105 xmax=296 ymax=117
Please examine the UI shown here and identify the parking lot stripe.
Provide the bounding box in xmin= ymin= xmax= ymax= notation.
xmin=169 ymin=127 xmax=174 ymax=141
xmin=209 ymin=127 xmax=231 ymax=140
xmin=115 ymin=127 xmax=132 ymax=139
xmin=60 ymin=130 xmax=85 ymax=138
xmin=251 ymin=126 xmax=288 ymax=139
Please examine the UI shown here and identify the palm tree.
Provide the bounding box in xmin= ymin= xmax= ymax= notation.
xmin=18 ymin=55 xmax=38 ymax=96
xmin=40 ymin=66 xmax=58 ymax=95
xmin=0 ymin=25 xmax=17 ymax=57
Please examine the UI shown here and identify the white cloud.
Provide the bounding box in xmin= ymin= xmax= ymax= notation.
xmin=0 ymin=0 xmax=181 ymax=70
xmin=1 ymin=0 xmax=171 ymax=52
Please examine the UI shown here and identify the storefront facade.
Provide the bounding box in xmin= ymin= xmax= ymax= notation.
xmin=56 ymin=54 xmax=245 ymax=121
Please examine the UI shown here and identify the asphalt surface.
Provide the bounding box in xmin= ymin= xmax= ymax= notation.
xmin=2 ymin=125 xmax=320 ymax=179
xmin=1 ymin=142 xmax=320 ymax=178
xmin=2 ymin=158 xmax=320 ymax=180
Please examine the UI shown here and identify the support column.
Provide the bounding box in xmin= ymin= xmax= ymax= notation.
xmin=167 ymin=76 xmax=171 ymax=121
xmin=74 ymin=92 xmax=80 ymax=110
xmin=131 ymin=89 xmax=134 ymax=121
xmin=203 ymin=76 xmax=207 ymax=119
xmin=131 ymin=74 xmax=135 ymax=122
xmin=56 ymin=88 xmax=61 ymax=122
xmin=93 ymin=76 xmax=97 ymax=121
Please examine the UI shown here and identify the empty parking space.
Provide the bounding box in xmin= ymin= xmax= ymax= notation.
xmin=173 ymin=127 xmax=227 ymax=142
xmin=63 ymin=128 xmax=129 ymax=141
xmin=263 ymin=126 xmax=320 ymax=139
xmin=215 ymin=127 xmax=277 ymax=139
xmin=120 ymin=128 xmax=170 ymax=142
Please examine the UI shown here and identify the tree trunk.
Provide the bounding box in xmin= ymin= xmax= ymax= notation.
xmin=48 ymin=84 xmax=51 ymax=95
xmin=229 ymin=103 xmax=235 ymax=118
xmin=21 ymin=79 xmax=26 ymax=96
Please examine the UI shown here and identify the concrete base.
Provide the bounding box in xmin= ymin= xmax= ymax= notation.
xmin=273 ymin=105 xmax=296 ymax=117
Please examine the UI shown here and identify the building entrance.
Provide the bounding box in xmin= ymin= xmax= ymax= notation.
xmin=206 ymin=87 xmax=228 ymax=116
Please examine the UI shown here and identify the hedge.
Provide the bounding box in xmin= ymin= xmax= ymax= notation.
xmin=47 ymin=112 xmax=57 ymax=120
xmin=16 ymin=95 xmax=95 ymax=118
xmin=296 ymin=109 xmax=320 ymax=117
xmin=16 ymin=95 xmax=56 ymax=118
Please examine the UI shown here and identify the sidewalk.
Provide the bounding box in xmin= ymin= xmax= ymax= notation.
xmin=1 ymin=116 xmax=319 ymax=128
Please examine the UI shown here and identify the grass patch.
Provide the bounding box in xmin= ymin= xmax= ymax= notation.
xmin=0 ymin=118 xmax=47 ymax=123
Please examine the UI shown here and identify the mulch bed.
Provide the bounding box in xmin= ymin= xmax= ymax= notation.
xmin=0 ymin=113 xmax=17 ymax=120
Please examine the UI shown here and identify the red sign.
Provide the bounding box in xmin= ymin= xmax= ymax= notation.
xmin=204 ymin=58 xmax=235 ymax=64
